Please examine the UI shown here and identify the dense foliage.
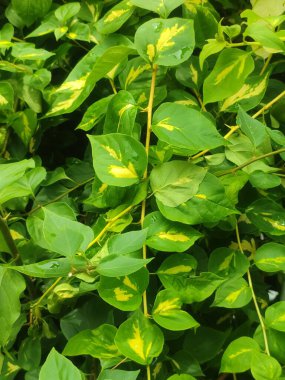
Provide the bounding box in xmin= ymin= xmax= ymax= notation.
xmin=1 ymin=0 xmax=285 ymax=379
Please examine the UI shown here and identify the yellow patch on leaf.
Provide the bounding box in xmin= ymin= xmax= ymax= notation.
xmin=98 ymin=183 xmax=108 ymax=193
xmin=114 ymin=287 xmax=133 ymax=301
xmin=108 ymin=162 xmax=138 ymax=179
xmin=123 ymin=276 xmax=138 ymax=291
xmin=147 ymin=44 xmax=156 ymax=61
xmin=228 ymin=348 xmax=252 ymax=359
xmin=153 ymin=297 xmax=180 ymax=315
xmin=158 ymin=232 xmax=189 ymax=242
xmin=125 ymin=64 xmax=151 ymax=88
xmin=156 ymin=24 xmax=186 ymax=54
xmin=55 ymin=77 xmax=87 ymax=93
xmin=156 ymin=118 xmax=176 ymax=131
xmin=118 ymin=103 xmax=134 ymax=117
xmin=225 ymin=286 xmax=246 ymax=304
xmin=215 ymin=63 xmax=236 ymax=85
xmin=0 ymin=95 xmax=8 ymax=105
xmin=220 ymin=73 xmax=268 ymax=111
xmin=101 ymin=145 xmax=121 ymax=160
xmin=128 ymin=324 xmax=148 ymax=361
xmin=263 ymin=217 xmax=285 ymax=231
xmin=195 ymin=193 xmax=207 ymax=199
xmin=104 ymin=9 xmax=129 ymax=23
xmin=159 ymin=265 xmax=192 ymax=275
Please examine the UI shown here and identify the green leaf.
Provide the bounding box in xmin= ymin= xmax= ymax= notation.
xmin=220 ymin=171 xmax=249 ymax=205
xmin=76 ymin=95 xmax=114 ymax=131
xmin=25 ymin=68 xmax=51 ymax=90
xmin=199 ymin=39 xmax=226 ymax=69
xmin=255 ymin=243 xmax=285 ymax=272
xmin=144 ymin=211 xmax=202 ymax=252
xmin=135 ymin=18 xmax=195 ymax=66
xmin=152 ymin=103 xmax=224 ymax=154
xmin=265 ymin=301 xmax=285 ymax=332
xmin=119 ymin=57 xmax=167 ymax=90
xmin=0 ymin=159 xmax=35 ymax=192
xmin=6 ymin=257 xmax=88 ymax=278
xmin=237 ymin=107 xmax=268 ymax=149
xmin=11 ymin=0 xmax=52 ymax=26
xmin=66 ymin=21 xmax=90 ymax=42
xmin=225 ymin=134 xmax=273 ymax=174
xmin=208 ymin=247 xmax=250 ymax=279
xmin=96 ymin=0 xmax=134 ymax=34
xmin=0 ymin=268 xmax=26 ymax=347
xmin=103 ymin=91 xmax=137 ymax=135
xmin=0 ymin=23 xmax=14 ymax=51
xmin=157 ymin=173 xmax=237 ymax=225
xmin=0 ymin=82 xmax=14 ymax=111
xmin=55 ymin=3 xmax=81 ymax=23
xmin=26 ymin=15 xmax=59 ymax=38
xmin=18 ymin=337 xmax=41 ymax=371
xmin=251 ymin=352 xmax=282 ymax=380
xmin=115 ymin=310 xmax=164 ymax=365
xmin=250 ymin=0 xmax=285 ymax=17
xmin=10 ymin=109 xmax=37 ymax=147
xmin=131 ymin=0 xmax=184 ymax=18
xmin=245 ymin=22 xmax=285 ymax=53
xmin=11 ymin=43 xmax=54 ymax=60
xmin=98 ymin=268 xmax=149 ymax=311
xmin=98 ymin=369 xmax=140 ymax=380
xmin=63 ymin=324 xmax=120 ymax=359
xmin=247 ymin=199 xmax=285 ymax=236
xmin=175 ymin=56 xmax=208 ymax=92
xmin=167 ymin=375 xmax=196 ymax=380
xmin=108 ymin=229 xmax=148 ymax=255
xmin=27 ymin=204 xmax=94 ymax=257
xmin=157 ymin=253 xmax=197 ymax=289
xmin=254 ymin=326 xmax=285 ymax=365
xmin=46 ymin=45 xmax=134 ymax=117
xmin=249 ymin=171 xmax=281 ymax=189
xmin=183 ymin=3 xmax=218 ymax=48
xmin=213 ymin=277 xmax=252 ymax=308
xmin=177 ymin=272 xmax=224 ymax=304
xmin=220 ymin=337 xmax=260 ymax=373
xmin=150 ymin=160 xmax=207 ymax=207
xmin=152 ymin=289 xmax=199 ymax=331
xmin=203 ymin=49 xmax=254 ymax=104
xmin=96 ymin=255 xmax=152 ymax=277
xmin=184 ymin=326 xmax=229 ymax=363
xmin=39 ymin=348 xmax=82 ymax=380
xmin=220 ymin=72 xmax=269 ymax=112
xmin=88 ymin=133 xmax=147 ymax=187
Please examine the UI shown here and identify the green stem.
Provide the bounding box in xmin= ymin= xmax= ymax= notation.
xmin=141 ymin=64 xmax=158 ymax=380
xmin=252 ymin=90 xmax=285 ymax=119
xmin=0 ymin=217 xmax=20 ymax=263
xmin=87 ymin=205 xmax=133 ymax=249
xmin=109 ymin=79 xmax=117 ymax=94
xmin=26 ymin=177 xmax=94 ymax=216
xmin=260 ymin=54 xmax=272 ymax=76
xmin=218 ymin=147 xmax=285 ymax=177
xmin=193 ymin=89 xmax=207 ymax=112
xmin=191 ymin=89 xmax=285 ymax=161
xmin=236 ymin=223 xmax=270 ymax=356
xmin=31 ymin=276 xmax=63 ymax=309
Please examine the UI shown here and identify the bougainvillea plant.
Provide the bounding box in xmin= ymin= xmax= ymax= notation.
xmin=1 ymin=0 xmax=285 ymax=379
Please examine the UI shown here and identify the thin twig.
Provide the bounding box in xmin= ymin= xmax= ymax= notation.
xmin=217 ymin=147 xmax=285 ymax=176
xmin=236 ymin=223 xmax=270 ymax=356
xmin=26 ymin=177 xmax=94 ymax=216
